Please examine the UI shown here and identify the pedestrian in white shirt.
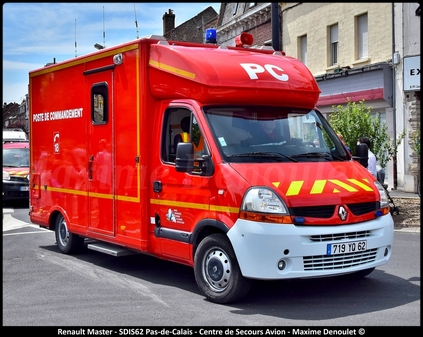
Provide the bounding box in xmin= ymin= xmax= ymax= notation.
xmin=358 ymin=137 xmax=377 ymax=178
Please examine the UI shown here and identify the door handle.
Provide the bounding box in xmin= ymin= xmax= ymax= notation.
xmin=153 ymin=181 xmax=162 ymax=193
xmin=88 ymin=155 xmax=94 ymax=180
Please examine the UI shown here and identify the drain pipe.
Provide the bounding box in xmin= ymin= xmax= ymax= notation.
xmin=391 ymin=3 xmax=398 ymax=189
xmin=271 ymin=3 xmax=280 ymax=51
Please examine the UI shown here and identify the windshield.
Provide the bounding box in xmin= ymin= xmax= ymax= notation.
xmin=3 ymin=148 xmax=30 ymax=167
xmin=204 ymin=106 xmax=350 ymax=163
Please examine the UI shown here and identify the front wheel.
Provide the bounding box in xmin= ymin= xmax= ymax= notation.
xmin=194 ymin=233 xmax=252 ymax=304
xmin=55 ymin=214 xmax=84 ymax=254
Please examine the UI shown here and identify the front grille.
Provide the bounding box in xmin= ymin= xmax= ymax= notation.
xmin=290 ymin=202 xmax=380 ymax=218
xmin=6 ymin=191 xmax=29 ymax=198
xmin=310 ymin=230 xmax=371 ymax=242
xmin=290 ymin=205 xmax=335 ymax=218
xmin=303 ymin=249 xmax=378 ymax=270
xmin=348 ymin=202 xmax=380 ymax=215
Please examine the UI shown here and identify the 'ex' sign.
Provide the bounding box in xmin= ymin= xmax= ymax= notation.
xmin=404 ymin=55 xmax=420 ymax=92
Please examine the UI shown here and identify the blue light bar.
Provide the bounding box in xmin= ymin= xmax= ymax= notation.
xmin=205 ymin=28 xmax=217 ymax=44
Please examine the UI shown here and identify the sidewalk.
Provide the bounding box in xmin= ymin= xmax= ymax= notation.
xmin=387 ymin=189 xmax=420 ymax=199
xmin=388 ymin=189 xmax=420 ymax=234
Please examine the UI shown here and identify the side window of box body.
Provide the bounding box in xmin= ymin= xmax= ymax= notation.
xmin=91 ymin=83 xmax=108 ymax=124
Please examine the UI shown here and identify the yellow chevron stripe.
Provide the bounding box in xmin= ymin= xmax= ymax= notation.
xmin=286 ymin=181 xmax=303 ymax=196
xmin=347 ymin=179 xmax=374 ymax=191
xmin=9 ymin=171 xmax=28 ymax=176
xmin=284 ymin=179 xmax=373 ymax=195
xmin=328 ymin=179 xmax=359 ymax=192
xmin=310 ymin=180 xmax=326 ymax=194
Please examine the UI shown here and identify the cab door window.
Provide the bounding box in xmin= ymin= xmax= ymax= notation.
xmin=161 ymin=108 xmax=208 ymax=165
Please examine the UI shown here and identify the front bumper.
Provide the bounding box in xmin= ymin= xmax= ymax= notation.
xmin=228 ymin=214 xmax=394 ymax=279
xmin=3 ymin=180 xmax=30 ymax=201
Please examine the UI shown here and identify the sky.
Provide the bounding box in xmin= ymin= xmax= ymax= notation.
xmin=2 ymin=2 xmax=221 ymax=104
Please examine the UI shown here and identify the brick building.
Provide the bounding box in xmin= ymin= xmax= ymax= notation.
xmin=2 ymin=101 xmax=27 ymax=133
xmin=216 ymin=3 xmax=274 ymax=47
xmin=163 ymin=6 xmax=218 ymax=43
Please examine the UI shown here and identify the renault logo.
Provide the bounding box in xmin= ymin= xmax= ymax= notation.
xmin=338 ymin=206 xmax=348 ymax=221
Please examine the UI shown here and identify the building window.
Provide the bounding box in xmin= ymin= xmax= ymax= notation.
xmin=300 ymin=35 xmax=307 ymax=65
xmin=233 ymin=3 xmax=238 ymax=15
xmin=357 ymin=13 xmax=368 ymax=60
xmin=329 ymin=24 xmax=338 ymax=66
xmin=249 ymin=3 xmax=257 ymax=8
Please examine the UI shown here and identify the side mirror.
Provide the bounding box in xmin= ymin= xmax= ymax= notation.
xmin=175 ymin=142 xmax=194 ymax=172
xmin=353 ymin=143 xmax=368 ymax=168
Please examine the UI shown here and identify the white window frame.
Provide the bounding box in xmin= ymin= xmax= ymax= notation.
xmin=357 ymin=13 xmax=368 ymax=60
xmin=330 ymin=24 xmax=338 ymax=66
xmin=300 ymin=35 xmax=307 ymax=65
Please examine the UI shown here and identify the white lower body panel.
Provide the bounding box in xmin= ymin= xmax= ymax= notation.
xmin=227 ymin=215 xmax=394 ymax=279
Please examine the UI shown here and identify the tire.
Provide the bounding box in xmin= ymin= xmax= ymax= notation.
xmin=55 ymin=214 xmax=84 ymax=254
xmin=194 ymin=233 xmax=252 ymax=304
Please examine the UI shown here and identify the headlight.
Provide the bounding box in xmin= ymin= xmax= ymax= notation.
xmin=375 ymin=181 xmax=389 ymax=209
xmin=3 ymin=170 xmax=11 ymax=181
xmin=240 ymin=187 xmax=291 ymax=223
xmin=244 ymin=188 xmax=287 ymax=213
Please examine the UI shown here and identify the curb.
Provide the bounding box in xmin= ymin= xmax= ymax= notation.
xmin=394 ymin=226 xmax=420 ymax=233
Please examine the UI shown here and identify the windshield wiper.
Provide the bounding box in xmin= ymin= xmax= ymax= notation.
xmin=227 ymin=152 xmax=298 ymax=162
xmin=290 ymin=152 xmax=332 ymax=160
xmin=330 ymin=152 xmax=346 ymax=161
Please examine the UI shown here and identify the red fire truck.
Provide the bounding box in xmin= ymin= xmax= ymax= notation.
xmin=29 ymin=32 xmax=394 ymax=304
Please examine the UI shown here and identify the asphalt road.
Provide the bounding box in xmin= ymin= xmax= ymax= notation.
xmin=3 ymin=203 xmax=420 ymax=331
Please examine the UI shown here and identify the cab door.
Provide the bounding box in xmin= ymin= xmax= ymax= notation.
xmin=149 ymin=104 xmax=212 ymax=260
xmin=85 ymin=72 xmax=115 ymax=236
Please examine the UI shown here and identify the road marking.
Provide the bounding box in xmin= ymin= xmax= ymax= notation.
xmin=2 ymin=213 xmax=50 ymax=234
xmin=3 ymin=208 xmax=14 ymax=214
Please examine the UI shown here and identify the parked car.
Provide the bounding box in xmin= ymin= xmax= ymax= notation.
xmin=3 ymin=141 xmax=30 ymax=203
xmin=3 ymin=128 xmax=28 ymax=143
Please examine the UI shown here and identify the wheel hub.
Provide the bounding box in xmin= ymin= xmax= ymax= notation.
xmin=207 ymin=258 xmax=224 ymax=282
xmin=60 ymin=225 xmax=67 ymax=240
xmin=204 ymin=249 xmax=231 ymax=291
xmin=58 ymin=221 xmax=69 ymax=245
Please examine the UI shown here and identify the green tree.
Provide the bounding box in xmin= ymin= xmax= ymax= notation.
xmin=410 ymin=127 xmax=420 ymax=156
xmin=329 ymin=99 xmax=405 ymax=169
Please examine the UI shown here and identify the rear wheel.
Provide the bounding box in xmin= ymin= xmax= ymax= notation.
xmin=55 ymin=214 xmax=84 ymax=254
xmin=194 ymin=233 xmax=252 ymax=304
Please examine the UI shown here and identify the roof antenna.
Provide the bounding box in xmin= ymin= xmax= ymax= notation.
xmin=74 ymin=19 xmax=77 ymax=57
xmin=134 ymin=3 xmax=139 ymax=39
xmin=102 ymin=6 xmax=106 ymax=48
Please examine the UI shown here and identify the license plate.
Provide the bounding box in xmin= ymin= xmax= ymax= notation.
xmin=20 ymin=186 xmax=29 ymax=191
xmin=327 ymin=240 xmax=367 ymax=255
